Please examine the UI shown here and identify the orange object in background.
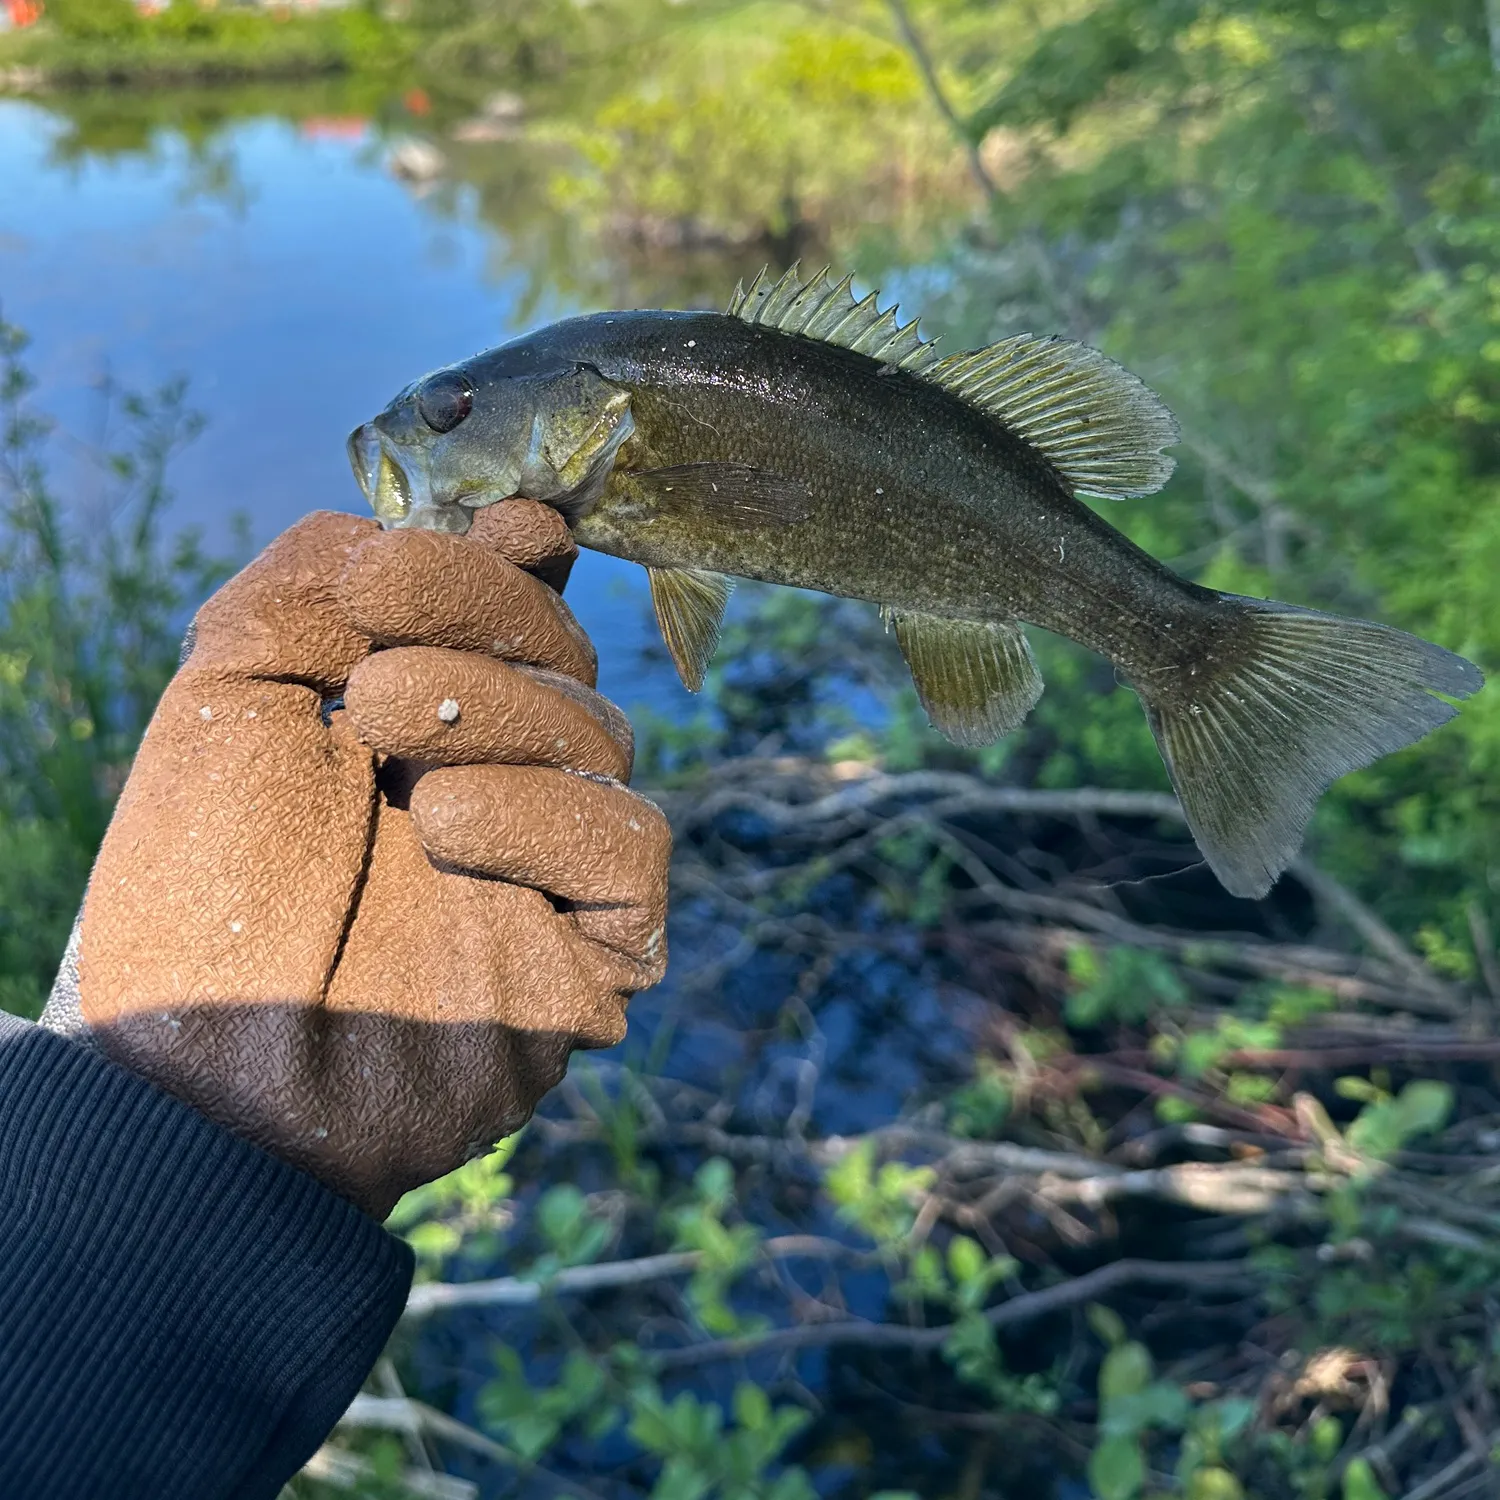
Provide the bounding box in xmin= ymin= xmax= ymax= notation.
xmin=299 ymin=117 xmax=371 ymax=141
xmin=5 ymin=0 xmax=44 ymax=29
xmin=403 ymin=88 xmax=432 ymax=116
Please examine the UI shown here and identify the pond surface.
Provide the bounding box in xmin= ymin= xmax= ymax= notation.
xmin=0 ymin=94 xmax=690 ymax=719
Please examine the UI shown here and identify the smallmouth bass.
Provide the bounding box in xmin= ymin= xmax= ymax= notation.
xmin=349 ymin=266 xmax=1483 ymax=899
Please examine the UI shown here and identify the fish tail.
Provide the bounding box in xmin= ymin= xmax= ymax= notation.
xmin=1132 ymin=594 xmax=1483 ymax=899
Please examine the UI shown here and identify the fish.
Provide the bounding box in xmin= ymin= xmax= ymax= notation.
xmin=347 ymin=264 xmax=1484 ymax=899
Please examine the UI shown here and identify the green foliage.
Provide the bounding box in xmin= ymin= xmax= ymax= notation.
xmin=480 ymin=1345 xmax=614 ymax=1459
xmin=668 ymin=1159 xmax=765 ymax=1336
xmin=0 ymin=318 xmax=238 ymax=1017
xmin=2 ymin=0 xmax=411 ymax=88
xmin=1066 ymin=943 xmax=1188 ymax=1028
xmin=10 ymin=2 xmax=1500 ymax=1494
xmin=43 ymin=0 xmax=142 ymax=42
xmin=546 ymin=5 xmax=966 ymax=268
xmin=945 ymin=1056 xmax=1013 ymax=1137
xmin=927 ymin=0 xmax=1500 ymax=940
xmin=1084 ymin=1305 xmax=1190 ymax=1499
xmin=384 ymin=1134 xmax=520 ymax=1277
xmin=825 ymin=1139 xmax=935 ymax=1245
xmin=1340 ymin=1077 xmax=1454 ymax=1162
xmin=626 ymin=1384 xmax=815 ymax=1500
xmin=1341 ymin=1458 xmax=1389 ymax=1500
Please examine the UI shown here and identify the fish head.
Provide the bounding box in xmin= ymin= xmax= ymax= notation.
xmin=348 ymin=355 xmax=635 ymax=533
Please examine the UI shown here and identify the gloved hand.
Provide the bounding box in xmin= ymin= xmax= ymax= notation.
xmin=48 ymin=501 xmax=669 ymax=1220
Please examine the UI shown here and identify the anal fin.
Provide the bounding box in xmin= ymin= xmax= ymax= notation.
xmin=649 ymin=567 xmax=733 ymax=693
xmin=888 ymin=610 xmax=1043 ymax=747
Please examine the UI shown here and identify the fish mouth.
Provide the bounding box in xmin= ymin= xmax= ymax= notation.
xmin=347 ymin=422 xmax=435 ymax=527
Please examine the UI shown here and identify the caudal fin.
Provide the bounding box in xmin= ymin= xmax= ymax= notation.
xmin=1137 ymin=595 xmax=1483 ymax=899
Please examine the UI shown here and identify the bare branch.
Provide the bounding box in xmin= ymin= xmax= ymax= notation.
xmin=337 ymin=1397 xmax=608 ymax=1500
xmin=1400 ymin=1426 xmax=1500 ymax=1500
xmin=651 ymin=1259 xmax=1255 ymax=1369
xmin=883 ymin=0 xmax=998 ymax=202
xmin=404 ymin=1235 xmax=852 ymax=1319
xmin=1466 ymin=901 xmax=1500 ymax=1002
xmin=1292 ymin=859 xmax=1454 ymax=1003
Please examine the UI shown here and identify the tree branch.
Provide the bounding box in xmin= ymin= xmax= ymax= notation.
xmin=337 ymin=1397 xmax=609 ymax=1500
xmin=404 ymin=1235 xmax=855 ymax=1319
xmin=883 ymin=0 xmax=998 ymax=202
xmin=650 ymin=1259 xmax=1254 ymax=1369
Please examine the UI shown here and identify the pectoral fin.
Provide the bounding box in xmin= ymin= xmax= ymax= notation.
xmin=649 ymin=566 xmax=734 ymax=692
xmin=628 ymin=463 xmax=814 ymax=528
xmin=887 ymin=610 xmax=1043 ymax=747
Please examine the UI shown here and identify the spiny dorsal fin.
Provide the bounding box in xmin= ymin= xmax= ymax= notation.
xmin=648 ymin=566 xmax=733 ymax=693
xmin=728 ymin=264 xmax=944 ymax=374
xmin=885 ymin=609 xmax=1043 ymax=747
xmin=727 ymin=265 xmax=1178 ymax=500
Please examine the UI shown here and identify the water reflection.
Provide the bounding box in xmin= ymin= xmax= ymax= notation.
xmin=0 ymin=91 xmax=690 ymax=715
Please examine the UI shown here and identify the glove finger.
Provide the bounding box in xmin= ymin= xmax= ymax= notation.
xmin=468 ymin=498 xmax=577 ymax=593
xmin=345 ymin=647 xmax=633 ymax=781
xmin=339 ymin=525 xmax=596 ymax=686
xmin=186 ymin=511 xmax=381 ymax=690
xmin=410 ymin=764 xmax=670 ymax=979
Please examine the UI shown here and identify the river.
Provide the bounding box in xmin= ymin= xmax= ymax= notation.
xmin=0 ymin=92 xmax=701 ymax=721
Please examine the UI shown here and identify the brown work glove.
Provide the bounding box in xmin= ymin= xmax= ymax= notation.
xmin=49 ymin=501 xmax=669 ymax=1221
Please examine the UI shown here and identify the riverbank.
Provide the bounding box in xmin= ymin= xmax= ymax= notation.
xmin=0 ymin=6 xmax=409 ymax=92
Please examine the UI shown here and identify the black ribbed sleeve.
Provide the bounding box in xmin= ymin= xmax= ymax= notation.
xmin=0 ymin=1014 xmax=414 ymax=1499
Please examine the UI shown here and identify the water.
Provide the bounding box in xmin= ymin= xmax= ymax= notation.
xmin=0 ymin=96 xmax=684 ymax=719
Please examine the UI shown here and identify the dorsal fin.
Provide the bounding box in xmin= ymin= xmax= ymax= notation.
xmin=727 ymin=265 xmax=1178 ymax=501
xmin=923 ymin=336 xmax=1179 ymax=500
xmin=728 ymin=264 xmax=944 ymax=374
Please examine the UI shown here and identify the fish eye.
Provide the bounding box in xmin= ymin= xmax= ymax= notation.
xmin=415 ymin=371 xmax=474 ymax=434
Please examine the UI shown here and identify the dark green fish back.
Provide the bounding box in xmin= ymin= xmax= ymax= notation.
xmin=729 ymin=264 xmax=1179 ymax=500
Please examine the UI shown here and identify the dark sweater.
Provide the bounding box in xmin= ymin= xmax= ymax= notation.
xmin=0 ymin=1011 xmax=414 ymax=1498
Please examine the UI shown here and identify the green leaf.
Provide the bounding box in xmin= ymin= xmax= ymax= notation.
xmin=1100 ymin=1341 xmax=1154 ymax=1403
xmin=1088 ymin=1433 xmax=1146 ymax=1500
xmin=1311 ymin=1416 xmax=1343 ymax=1462
xmin=652 ymin=1457 xmax=712 ymax=1500
xmin=504 ymin=1409 xmax=560 ymax=1461
xmin=695 ymin=1156 xmax=735 ymax=1209
xmin=732 ymin=1381 xmax=771 ymax=1432
xmin=1347 ymin=1080 xmax=1454 ymax=1160
xmin=947 ymin=1234 xmax=987 ymax=1286
xmin=1186 ymin=1471 xmax=1244 ymax=1500
xmin=536 ymin=1184 xmax=587 ymax=1244
xmin=1342 ymin=1457 xmax=1389 ymax=1500
xmin=1087 ymin=1303 xmax=1129 ymax=1349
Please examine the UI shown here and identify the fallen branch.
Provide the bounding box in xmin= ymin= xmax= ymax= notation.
xmin=650 ymin=1258 xmax=1255 ymax=1369
xmin=337 ymin=1396 xmax=607 ymax=1500
xmin=1224 ymin=1041 xmax=1500 ymax=1069
xmin=301 ymin=1444 xmax=476 ymax=1500
xmin=1291 ymin=860 xmax=1454 ymax=1003
xmin=1399 ymin=1424 xmax=1500 ymax=1500
xmin=404 ymin=1235 xmax=852 ymax=1319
